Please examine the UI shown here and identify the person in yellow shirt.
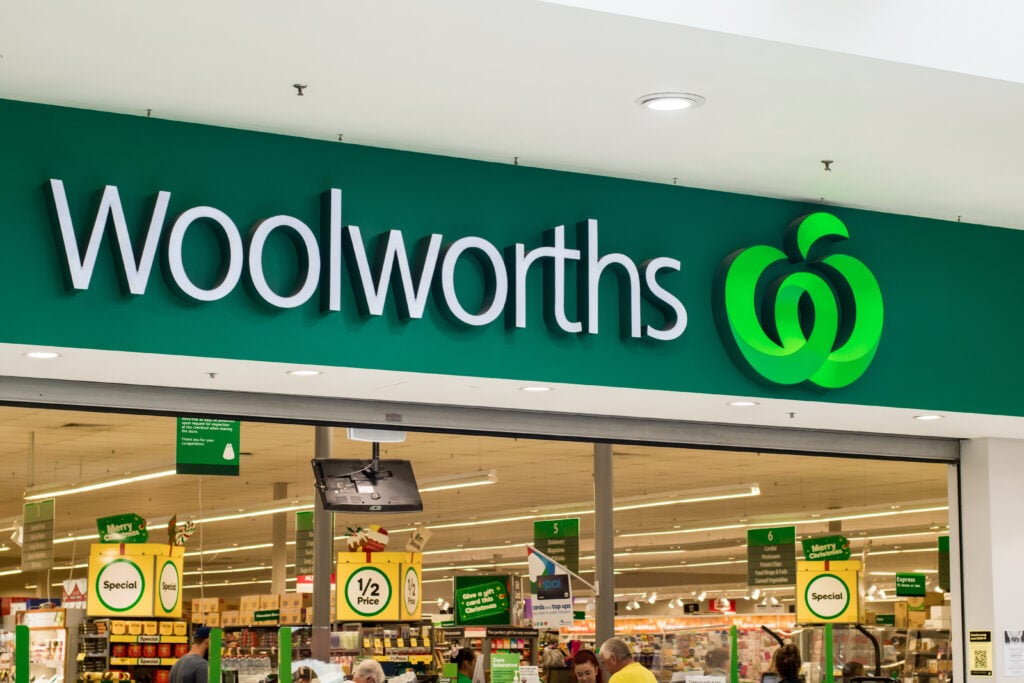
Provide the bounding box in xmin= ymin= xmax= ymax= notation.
xmin=597 ymin=639 xmax=656 ymax=683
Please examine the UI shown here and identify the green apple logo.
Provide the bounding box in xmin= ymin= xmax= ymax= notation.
xmin=714 ymin=212 xmax=883 ymax=388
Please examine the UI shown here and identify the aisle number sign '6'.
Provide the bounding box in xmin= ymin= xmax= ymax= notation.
xmin=716 ymin=212 xmax=884 ymax=388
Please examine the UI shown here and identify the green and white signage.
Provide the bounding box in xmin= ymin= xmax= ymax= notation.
xmin=747 ymin=527 xmax=796 ymax=586
xmin=455 ymin=575 xmax=511 ymax=625
xmin=97 ymin=513 xmax=149 ymax=543
xmin=803 ymin=573 xmax=851 ymax=620
xmin=21 ymin=499 xmax=55 ymax=572
xmin=5 ymin=98 xmax=1024 ymax=417
xmin=158 ymin=560 xmax=180 ymax=612
xmin=344 ymin=566 xmax=392 ymax=618
xmin=490 ymin=652 xmax=522 ymax=683
xmin=176 ymin=417 xmax=240 ymax=476
xmin=534 ymin=518 xmax=579 ymax=574
xmin=801 ymin=534 xmax=850 ymax=561
xmin=895 ymin=572 xmax=927 ymax=596
xmin=95 ymin=558 xmax=146 ymax=612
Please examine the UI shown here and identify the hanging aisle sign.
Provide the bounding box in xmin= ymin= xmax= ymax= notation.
xmin=454 ymin=575 xmax=512 ymax=626
xmin=176 ymin=417 xmax=241 ymax=476
xmin=801 ymin=535 xmax=850 ymax=561
xmin=747 ymin=527 xmax=796 ymax=586
xmin=21 ymin=499 xmax=55 ymax=572
xmin=895 ymin=572 xmax=927 ymax=597
xmin=533 ymin=518 xmax=579 ymax=573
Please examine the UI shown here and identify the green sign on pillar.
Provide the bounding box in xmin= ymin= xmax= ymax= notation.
xmin=534 ymin=518 xmax=579 ymax=573
xmin=938 ymin=536 xmax=950 ymax=592
xmin=176 ymin=417 xmax=240 ymax=475
xmin=895 ymin=572 xmax=927 ymax=597
xmin=96 ymin=513 xmax=149 ymax=543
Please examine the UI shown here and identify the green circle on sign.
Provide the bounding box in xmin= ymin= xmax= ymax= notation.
xmin=159 ymin=560 xmax=180 ymax=612
xmin=804 ymin=573 xmax=850 ymax=621
xmin=404 ymin=566 xmax=420 ymax=615
xmin=95 ymin=558 xmax=146 ymax=613
xmin=345 ymin=566 xmax=392 ymax=618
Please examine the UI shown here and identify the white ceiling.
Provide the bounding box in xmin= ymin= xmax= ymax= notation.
xmin=1 ymin=2 xmax=1023 ymax=438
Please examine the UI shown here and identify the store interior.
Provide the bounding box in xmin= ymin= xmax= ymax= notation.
xmin=0 ymin=406 xmax=950 ymax=609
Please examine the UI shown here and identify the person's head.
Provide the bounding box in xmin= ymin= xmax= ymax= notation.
xmin=573 ymin=650 xmax=602 ymax=683
xmin=775 ymin=645 xmax=801 ymax=680
xmin=842 ymin=661 xmax=864 ymax=680
xmin=454 ymin=648 xmax=476 ymax=677
xmin=707 ymin=648 xmax=729 ymax=671
xmin=542 ymin=648 xmax=566 ymax=670
xmin=352 ymin=659 xmax=386 ymax=683
xmin=598 ymin=638 xmax=633 ymax=675
xmin=193 ymin=626 xmax=212 ymax=657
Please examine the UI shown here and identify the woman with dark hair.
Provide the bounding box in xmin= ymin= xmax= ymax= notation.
xmin=775 ymin=644 xmax=802 ymax=683
xmin=572 ymin=650 xmax=603 ymax=683
xmin=453 ymin=648 xmax=477 ymax=683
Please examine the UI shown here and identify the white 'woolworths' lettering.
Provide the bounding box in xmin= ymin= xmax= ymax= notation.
xmin=47 ymin=181 xmax=688 ymax=340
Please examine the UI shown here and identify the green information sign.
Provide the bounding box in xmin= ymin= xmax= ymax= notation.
xmin=21 ymin=499 xmax=55 ymax=571
xmin=490 ymin=652 xmax=521 ymax=683
xmin=938 ymin=535 xmax=950 ymax=592
xmin=294 ymin=511 xmax=315 ymax=577
xmin=895 ymin=572 xmax=927 ymax=597
xmin=440 ymin=663 xmax=458 ymax=683
xmin=97 ymin=513 xmax=149 ymax=543
xmin=747 ymin=527 xmax=796 ymax=586
xmin=455 ymin=575 xmax=511 ymax=625
xmin=534 ymin=518 xmax=579 ymax=574
xmin=874 ymin=614 xmax=896 ymax=626
xmin=801 ymin=534 xmax=850 ymax=561
xmin=176 ymin=417 xmax=241 ymax=476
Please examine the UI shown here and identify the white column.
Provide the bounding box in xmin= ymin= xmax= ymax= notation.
xmin=271 ymin=482 xmax=288 ymax=594
xmin=958 ymin=437 xmax=1024 ymax=681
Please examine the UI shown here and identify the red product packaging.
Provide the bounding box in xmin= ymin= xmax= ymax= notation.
xmin=127 ymin=644 xmax=143 ymax=658
xmin=158 ymin=644 xmax=172 ymax=658
xmin=112 ymin=645 xmax=127 ymax=658
xmin=154 ymin=670 xmax=170 ymax=683
xmin=142 ymin=644 xmax=158 ymax=658
xmin=174 ymin=644 xmax=189 ymax=658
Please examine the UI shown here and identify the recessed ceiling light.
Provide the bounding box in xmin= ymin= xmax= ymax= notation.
xmin=24 ymin=351 xmax=60 ymax=359
xmin=914 ymin=414 xmax=944 ymax=421
xmin=728 ymin=400 xmax=759 ymax=407
xmin=286 ymin=369 xmax=321 ymax=377
xmin=519 ymin=386 xmax=551 ymax=392
xmin=637 ymin=92 xmax=706 ymax=111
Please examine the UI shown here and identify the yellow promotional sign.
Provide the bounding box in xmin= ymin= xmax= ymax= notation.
xmin=87 ymin=544 xmax=184 ymax=618
xmin=337 ymin=551 xmax=405 ymax=621
xmin=400 ymin=559 xmax=423 ymax=620
xmin=796 ymin=560 xmax=862 ymax=624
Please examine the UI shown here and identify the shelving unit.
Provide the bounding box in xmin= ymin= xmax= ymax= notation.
xmin=1 ymin=630 xmax=14 ymax=683
xmin=902 ymin=629 xmax=951 ymax=683
xmin=331 ymin=622 xmax=436 ymax=677
xmin=77 ymin=619 xmax=110 ymax=675
xmin=17 ymin=608 xmax=68 ymax=683
xmin=79 ymin=617 xmax=190 ymax=683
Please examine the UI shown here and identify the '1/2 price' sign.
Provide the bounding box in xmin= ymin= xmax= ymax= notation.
xmin=344 ymin=566 xmax=392 ymax=618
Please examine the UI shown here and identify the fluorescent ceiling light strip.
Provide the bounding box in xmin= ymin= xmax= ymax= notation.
xmin=185 ymin=542 xmax=274 ymax=557
xmin=426 ymin=484 xmax=758 ymax=531
xmin=418 ymin=470 xmax=498 ymax=493
xmin=24 ymin=468 xmax=177 ymax=501
xmin=424 ymin=543 xmax=523 ymax=556
xmin=851 ymin=530 xmax=942 ymax=542
xmin=200 ymin=504 xmax=312 ymax=524
xmin=617 ymin=559 xmax=746 ymax=572
xmin=622 ymin=505 xmax=948 ymax=539
xmin=183 ymin=564 xmax=292 ymax=576
xmin=0 ymin=569 xmax=22 ymax=577
xmin=423 ymin=560 xmax=528 ymax=573
xmin=870 ymin=548 xmax=933 ymax=556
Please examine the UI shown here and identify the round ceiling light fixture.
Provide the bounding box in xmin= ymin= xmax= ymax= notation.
xmin=24 ymin=351 xmax=60 ymax=359
xmin=637 ymin=92 xmax=706 ymax=111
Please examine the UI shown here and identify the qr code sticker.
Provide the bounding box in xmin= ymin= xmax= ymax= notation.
xmin=974 ymin=649 xmax=989 ymax=669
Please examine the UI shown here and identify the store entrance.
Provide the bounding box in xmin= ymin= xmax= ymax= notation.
xmin=0 ymin=406 xmax=952 ymax=683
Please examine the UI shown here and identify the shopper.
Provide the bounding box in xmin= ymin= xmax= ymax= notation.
xmin=572 ymin=649 xmax=604 ymax=683
xmin=598 ymin=639 xmax=655 ymax=683
xmin=841 ymin=661 xmax=864 ymax=682
xmin=169 ymin=626 xmax=211 ymax=683
xmin=705 ymin=648 xmax=730 ymax=679
xmin=454 ymin=648 xmax=477 ymax=683
xmin=774 ymin=645 xmax=802 ymax=683
xmin=542 ymin=647 xmax=566 ymax=683
xmin=352 ymin=659 xmax=386 ymax=683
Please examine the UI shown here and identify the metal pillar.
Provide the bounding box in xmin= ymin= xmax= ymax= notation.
xmin=594 ymin=442 xmax=614 ymax=646
xmin=312 ymin=426 xmax=334 ymax=662
xmin=271 ymin=482 xmax=288 ymax=594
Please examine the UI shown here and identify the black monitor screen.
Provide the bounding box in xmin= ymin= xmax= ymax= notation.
xmin=311 ymin=458 xmax=423 ymax=513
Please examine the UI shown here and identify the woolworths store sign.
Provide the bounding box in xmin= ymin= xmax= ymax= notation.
xmin=2 ymin=98 xmax=1024 ymax=415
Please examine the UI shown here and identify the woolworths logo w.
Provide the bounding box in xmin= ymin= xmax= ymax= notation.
xmin=714 ymin=212 xmax=883 ymax=389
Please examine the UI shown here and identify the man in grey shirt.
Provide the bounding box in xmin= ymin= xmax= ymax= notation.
xmin=170 ymin=626 xmax=211 ymax=683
